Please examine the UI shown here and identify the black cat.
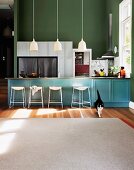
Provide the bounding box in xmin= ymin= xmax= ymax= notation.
xmin=94 ymin=90 xmax=104 ymax=117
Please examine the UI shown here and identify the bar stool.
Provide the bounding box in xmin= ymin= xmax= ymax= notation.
xmin=48 ymin=86 xmax=63 ymax=108
xmin=28 ymin=86 xmax=44 ymax=108
xmin=71 ymin=86 xmax=91 ymax=108
xmin=9 ymin=86 xmax=26 ymax=108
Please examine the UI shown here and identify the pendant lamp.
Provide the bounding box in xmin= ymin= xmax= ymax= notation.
xmin=78 ymin=0 xmax=87 ymax=51
xmin=30 ymin=0 xmax=38 ymax=51
xmin=54 ymin=0 xmax=62 ymax=51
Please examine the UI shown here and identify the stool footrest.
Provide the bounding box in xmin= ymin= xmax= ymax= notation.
xmin=29 ymin=101 xmax=43 ymax=103
xmin=48 ymin=101 xmax=63 ymax=104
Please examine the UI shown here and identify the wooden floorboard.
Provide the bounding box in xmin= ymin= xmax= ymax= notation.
xmin=0 ymin=107 xmax=134 ymax=128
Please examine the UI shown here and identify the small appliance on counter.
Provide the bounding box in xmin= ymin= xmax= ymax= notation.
xmin=119 ymin=66 xmax=126 ymax=78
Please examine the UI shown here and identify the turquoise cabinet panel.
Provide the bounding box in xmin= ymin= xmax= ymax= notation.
xmin=112 ymin=79 xmax=130 ymax=102
xmin=93 ymin=79 xmax=111 ymax=102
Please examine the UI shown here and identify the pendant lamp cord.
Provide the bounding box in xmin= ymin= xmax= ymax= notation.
xmin=82 ymin=0 xmax=83 ymax=39
xmin=33 ymin=0 xmax=35 ymax=39
xmin=57 ymin=0 xmax=59 ymax=40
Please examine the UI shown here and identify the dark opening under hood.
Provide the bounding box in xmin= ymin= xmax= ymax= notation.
xmin=101 ymin=50 xmax=115 ymax=59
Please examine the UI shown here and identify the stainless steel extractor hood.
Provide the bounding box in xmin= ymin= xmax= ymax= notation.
xmin=101 ymin=13 xmax=115 ymax=59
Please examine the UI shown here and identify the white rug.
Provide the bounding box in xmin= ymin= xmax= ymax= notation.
xmin=0 ymin=118 xmax=134 ymax=170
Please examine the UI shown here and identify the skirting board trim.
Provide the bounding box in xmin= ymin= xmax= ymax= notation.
xmin=129 ymin=101 xmax=134 ymax=109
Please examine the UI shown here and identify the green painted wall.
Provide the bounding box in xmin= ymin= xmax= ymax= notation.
xmin=18 ymin=0 xmax=106 ymax=59
xmin=106 ymin=0 xmax=122 ymax=50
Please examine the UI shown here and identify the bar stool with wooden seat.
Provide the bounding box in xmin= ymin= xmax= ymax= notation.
xmin=28 ymin=86 xmax=44 ymax=108
xmin=9 ymin=86 xmax=26 ymax=108
xmin=48 ymin=86 xmax=63 ymax=108
xmin=71 ymin=86 xmax=91 ymax=108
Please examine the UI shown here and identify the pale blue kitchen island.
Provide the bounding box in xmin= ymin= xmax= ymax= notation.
xmin=7 ymin=77 xmax=130 ymax=107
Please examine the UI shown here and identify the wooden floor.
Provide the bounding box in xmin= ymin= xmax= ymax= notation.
xmin=0 ymin=107 xmax=134 ymax=128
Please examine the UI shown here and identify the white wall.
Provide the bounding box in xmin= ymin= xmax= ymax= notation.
xmin=17 ymin=41 xmax=73 ymax=77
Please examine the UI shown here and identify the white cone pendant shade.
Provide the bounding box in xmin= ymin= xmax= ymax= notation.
xmin=78 ymin=38 xmax=87 ymax=51
xmin=30 ymin=38 xmax=38 ymax=51
xmin=54 ymin=0 xmax=62 ymax=51
xmin=54 ymin=39 xmax=62 ymax=51
xmin=30 ymin=0 xmax=38 ymax=51
xmin=78 ymin=0 xmax=87 ymax=51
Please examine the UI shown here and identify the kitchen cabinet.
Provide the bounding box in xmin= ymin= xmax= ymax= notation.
xmin=17 ymin=41 xmax=73 ymax=78
xmin=93 ymin=79 xmax=111 ymax=102
xmin=112 ymin=79 xmax=130 ymax=102
xmin=92 ymin=79 xmax=130 ymax=107
xmin=73 ymin=49 xmax=92 ymax=77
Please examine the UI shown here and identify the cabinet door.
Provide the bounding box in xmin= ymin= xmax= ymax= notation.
xmin=64 ymin=42 xmax=73 ymax=77
xmin=17 ymin=42 xmax=30 ymax=56
xmin=0 ymin=37 xmax=14 ymax=78
xmin=112 ymin=79 xmax=130 ymax=102
xmin=94 ymin=79 xmax=111 ymax=102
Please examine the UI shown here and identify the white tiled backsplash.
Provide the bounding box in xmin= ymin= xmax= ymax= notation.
xmin=90 ymin=60 xmax=108 ymax=76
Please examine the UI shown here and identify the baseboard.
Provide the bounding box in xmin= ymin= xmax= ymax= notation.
xmin=129 ymin=101 xmax=134 ymax=109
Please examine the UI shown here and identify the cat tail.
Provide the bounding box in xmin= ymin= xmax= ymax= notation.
xmin=97 ymin=89 xmax=101 ymax=100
